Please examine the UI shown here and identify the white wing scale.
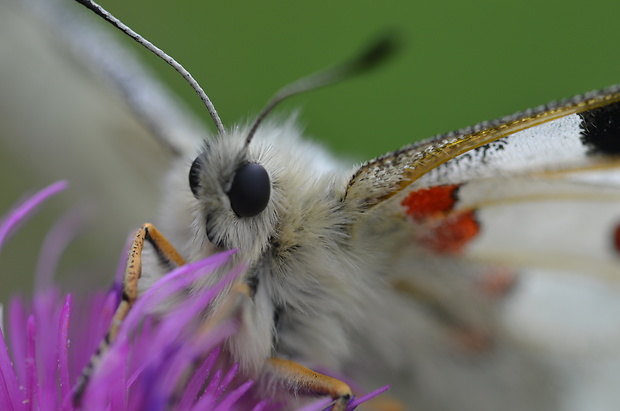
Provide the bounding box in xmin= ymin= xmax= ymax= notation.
xmin=351 ymin=97 xmax=620 ymax=411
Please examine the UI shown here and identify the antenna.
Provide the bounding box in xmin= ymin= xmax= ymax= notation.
xmin=244 ymin=34 xmax=399 ymax=146
xmin=75 ymin=0 xmax=226 ymax=135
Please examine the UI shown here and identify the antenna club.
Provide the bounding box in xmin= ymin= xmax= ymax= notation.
xmin=244 ymin=32 xmax=401 ymax=147
xmin=356 ymin=34 xmax=401 ymax=71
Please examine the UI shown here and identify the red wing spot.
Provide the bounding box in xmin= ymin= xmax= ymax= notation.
xmin=614 ymin=223 xmax=620 ymax=254
xmin=401 ymin=185 xmax=461 ymax=221
xmin=479 ymin=268 xmax=517 ymax=299
xmin=420 ymin=211 xmax=480 ymax=254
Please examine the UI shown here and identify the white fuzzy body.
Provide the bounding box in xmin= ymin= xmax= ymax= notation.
xmin=141 ymin=118 xmax=561 ymax=410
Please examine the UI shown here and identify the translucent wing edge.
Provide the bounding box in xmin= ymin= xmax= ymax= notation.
xmin=16 ymin=0 xmax=208 ymax=157
xmin=345 ymin=85 xmax=620 ymax=206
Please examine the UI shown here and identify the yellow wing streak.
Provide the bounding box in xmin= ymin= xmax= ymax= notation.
xmin=346 ymin=87 xmax=620 ymax=205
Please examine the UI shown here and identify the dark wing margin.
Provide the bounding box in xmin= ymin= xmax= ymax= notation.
xmin=345 ymin=85 xmax=620 ymax=208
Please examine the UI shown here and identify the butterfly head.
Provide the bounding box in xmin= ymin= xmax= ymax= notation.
xmin=188 ymin=128 xmax=273 ymax=256
xmin=183 ymin=34 xmax=398 ymax=262
xmin=184 ymin=117 xmax=348 ymax=266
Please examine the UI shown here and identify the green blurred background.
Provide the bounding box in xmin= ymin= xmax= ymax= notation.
xmin=101 ymin=0 xmax=620 ymax=157
xmin=2 ymin=0 xmax=620 ymax=299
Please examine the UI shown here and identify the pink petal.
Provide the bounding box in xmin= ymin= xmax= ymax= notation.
xmin=0 ymin=181 xmax=68 ymax=250
xmin=57 ymin=295 xmax=72 ymax=402
xmin=211 ymin=379 xmax=254 ymax=411
xmin=25 ymin=315 xmax=38 ymax=409
xmin=348 ymin=385 xmax=390 ymax=409
xmin=216 ymin=363 xmax=239 ymax=399
xmin=0 ymin=326 xmax=22 ymax=411
xmin=7 ymin=297 xmax=27 ymax=385
xmin=177 ymin=347 xmax=220 ymax=410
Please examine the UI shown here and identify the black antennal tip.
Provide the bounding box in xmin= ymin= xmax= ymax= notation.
xmin=355 ymin=33 xmax=401 ymax=71
xmin=244 ymin=31 xmax=402 ymax=146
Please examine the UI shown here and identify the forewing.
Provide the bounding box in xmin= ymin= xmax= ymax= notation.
xmin=346 ymin=85 xmax=620 ymax=206
xmin=346 ymin=87 xmax=620 ymax=409
xmin=348 ymin=85 xmax=620 ymax=275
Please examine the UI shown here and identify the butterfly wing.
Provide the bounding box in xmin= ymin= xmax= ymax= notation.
xmin=350 ymin=88 xmax=620 ymax=281
xmin=0 ymin=0 xmax=208 ymax=291
xmin=346 ymin=86 xmax=620 ymax=204
xmin=345 ymin=89 xmax=620 ymax=410
xmin=348 ymin=87 xmax=620 ymax=277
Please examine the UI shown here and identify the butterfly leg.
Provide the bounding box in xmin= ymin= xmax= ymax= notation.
xmin=73 ymin=223 xmax=185 ymax=404
xmin=196 ymin=281 xmax=354 ymax=410
xmin=266 ymin=357 xmax=353 ymax=411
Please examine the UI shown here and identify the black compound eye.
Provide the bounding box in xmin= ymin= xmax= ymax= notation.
xmin=228 ymin=163 xmax=271 ymax=217
xmin=188 ymin=156 xmax=202 ymax=198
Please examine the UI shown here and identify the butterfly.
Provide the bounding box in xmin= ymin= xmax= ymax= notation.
xmin=5 ymin=0 xmax=620 ymax=410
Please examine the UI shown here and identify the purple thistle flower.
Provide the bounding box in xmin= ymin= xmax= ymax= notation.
xmin=0 ymin=182 xmax=388 ymax=411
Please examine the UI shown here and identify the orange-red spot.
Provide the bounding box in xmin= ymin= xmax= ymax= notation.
xmin=401 ymin=185 xmax=460 ymax=221
xmin=403 ymin=185 xmax=479 ymax=254
xmin=419 ymin=211 xmax=480 ymax=254
xmin=479 ymin=268 xmax=517 ymax=298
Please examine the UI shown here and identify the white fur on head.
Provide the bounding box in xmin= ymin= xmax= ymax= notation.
xmin=152 ymin=116 xmax=370 ymax=372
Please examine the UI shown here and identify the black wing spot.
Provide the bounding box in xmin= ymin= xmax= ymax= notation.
xmin=579 ymin=101 xmax=620 ymax=155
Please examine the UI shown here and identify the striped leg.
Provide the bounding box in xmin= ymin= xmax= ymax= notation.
xmin=73 ymin=223 xmax=185 ymax=405
xmin=266 ymin=358 xmax=353 ymax=411
xmin=205 ymin=283 xmax=354 ymax=410
xmin=74 ymin=226 xmax=359 ymax=410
